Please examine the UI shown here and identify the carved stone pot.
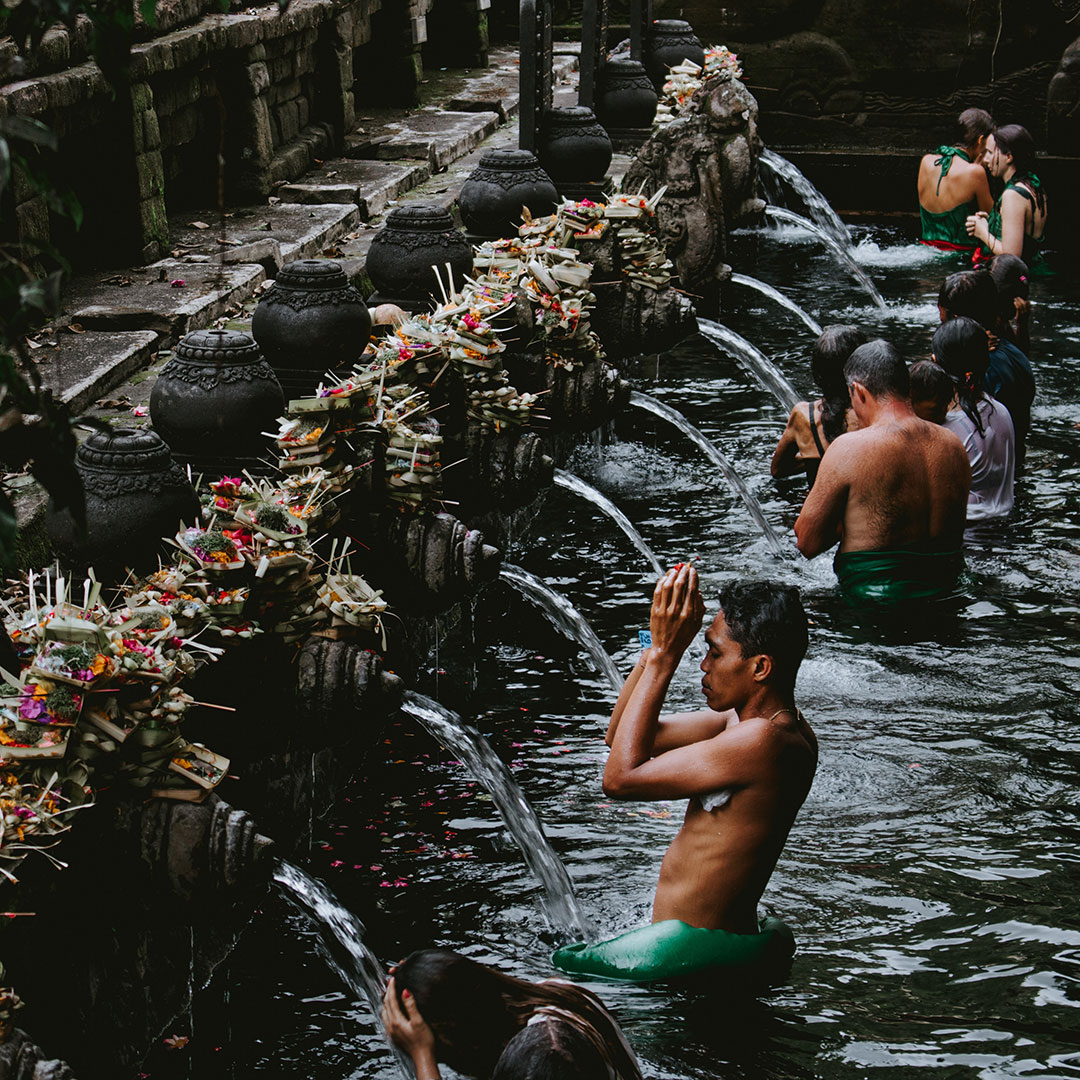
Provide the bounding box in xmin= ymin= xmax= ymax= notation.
xmin=459 ymin=149 xmax=559 ymax=238
xmin=365 ymin=204 xmax=474 ymax=308
xmin=251 ymin=260 xmax=371 ymax=399
xmin=645 ymin=19 xmax=705 ymax=91
xmin=46 ymin=428 xmax=199 ymax=578
xmin=150 ymin=329 xmax=283 ymax=474
xmin=595 ymin=59 xmax=658 ymax=131
xmin=538 ymin=106 xmax=613 ymax=184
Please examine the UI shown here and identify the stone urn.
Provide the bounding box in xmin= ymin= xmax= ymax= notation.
xmin=45 ymin=428 xmax=199 ymax=578
xmin=251 ymin=259 xmax=371 ymax=398
xmin=538 ymin=106 xmax=613 ymax=184
xmin=595 ymin=59 xmax=658 ymax=131
xmin=459 ymin=149 xmax=559 ymax=238
xmin=150 ymin=329 xmax=283 ymax=473
xmin=645 ymin=19 xmax=705 ymax=91
xmin=365 ymin=204 xmax=474 ymax=308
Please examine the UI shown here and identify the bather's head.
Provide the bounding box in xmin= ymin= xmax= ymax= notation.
xmin=843 ymin=339 xmax=910 ymax=419
xmin=955 ymin=107 xmax=995 ymax=158
xmin=811 ymin=325 xmax=868 ymax=442
xmin=938 ymin=270 xmax=998 ymax=330
xmin=703 ymin=580 xmax=808 ymax=702
xmin=909 ymin=359 xmax=954 ymax=425
xmin=492 ymin=1019 xmax=608 ymax=1080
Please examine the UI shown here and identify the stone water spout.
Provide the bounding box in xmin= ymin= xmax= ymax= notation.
xmin=763 ymin=206 xmax=887 ymax=310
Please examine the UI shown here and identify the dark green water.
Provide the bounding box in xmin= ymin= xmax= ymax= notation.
xmin=183 ymin=227 xmax=1080 ymax=1079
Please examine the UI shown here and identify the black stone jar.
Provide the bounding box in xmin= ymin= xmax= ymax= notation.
xmin=595 ymin=59 xmax=658 ymax=130
xmin=45 ymin=428 xmax=199 ymax=579
xmin=537 ymin=106 xmax=613 ymax=183
xmin=459 ymin=150 xmax=559 ymax=238
xmin=366 ymin=204 xmax=474 ymax=308
xmin=644 ymin=19 xmax=705 ymax=91
xmin=251 ymin=260 xmax=371 ymax=398
xmin=150 ymin=329 xmax=284 ymax=472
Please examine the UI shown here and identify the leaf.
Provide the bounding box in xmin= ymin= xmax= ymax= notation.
xmin=0 ymin=116 xmax=58 ymax=151
xmin=18 ymin=271 xmax=64 ymax=317
xmin=139 ymin=0 xmax=157 ymax=25
xmin=190 ymin=221 xmax=210 ymax=230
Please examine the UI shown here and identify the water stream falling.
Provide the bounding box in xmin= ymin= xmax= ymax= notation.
xmin=759 ymin=147 xmax=852 ymax=250
xmin=629 ymin=392 xmax=787 ymax=558
xmin=499 ymin=564 xmax=623 ymax=691
xmin=273 ymin=859 xmax=412 ymax=1080
xmin=553 ymin=470 xmax=663 ymax=576
xmin=696 ymin=317 xmax=801 ymax=411
xmin=401 ymin=691 xmax=593 ymax=941
xmin=763 ymin=206 xmax=887 ymax=310
xmin=729 ymin=273 xmax=823 ymax=337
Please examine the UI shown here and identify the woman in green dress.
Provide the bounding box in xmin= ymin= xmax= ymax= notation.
xmin=966 ymin=125 xmax=1048 ymax=271
xmin=918 ymin=108 xmax=995 ymax=251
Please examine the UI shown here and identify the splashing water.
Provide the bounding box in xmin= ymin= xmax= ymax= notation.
xmin=499 ymin=564 xmax=623 ymax=691
xmin=402 ymin=691 xmax=593 ymax=941
xmin=729 ymin=273 xmax=823 ymax=337
xmin=697 ymin=317 xmax=802 ymax=411
xmin=273 ymin=859 xmax=412 ymax=1079
xmin=629 ymin=392 xmax=787 ymax=558
xmin=759 ymin=148 xmax=852 ymax=251
xmin=553 ymin=470 xmax=663 ymax=576
xmin=763 ymin=206 xmax=887 ymax=310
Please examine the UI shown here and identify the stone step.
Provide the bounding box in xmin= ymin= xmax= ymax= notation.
xmin=277 ymin=159 xmax=432 ymax=219
xmin=65 ymin=260 xmax=266 ymax=346
xmin=370 ymin=108 xmax=501 ymax=170
xmin=36 ymin=329 xmax=161 ymax=417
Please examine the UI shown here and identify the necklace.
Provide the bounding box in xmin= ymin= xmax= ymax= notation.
xmin=765 ymin=707 xmax=798 ymax=725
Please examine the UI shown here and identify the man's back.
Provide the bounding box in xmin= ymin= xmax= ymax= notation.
xmin=796 ymin=409 xmax=971 ymax=558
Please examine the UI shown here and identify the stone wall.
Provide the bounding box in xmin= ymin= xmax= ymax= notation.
xmin=0 ymin=0 xmax=489 ymax=268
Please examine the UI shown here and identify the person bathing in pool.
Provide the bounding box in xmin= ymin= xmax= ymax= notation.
xmin=601 ymin=571 xmax=817 ymax=937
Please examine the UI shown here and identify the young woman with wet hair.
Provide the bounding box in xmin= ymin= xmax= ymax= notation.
xmin=966 ymin=124 xmax=1048 ymax=272
xmin=930 ymin=316 xmax=1015 ymax=523
xmin=770 ymin=324 xmax=868 ymax=487
xmin=380 ymin=949 xmax=643 ymax=1080
xmin=917 ymin=107 xmax=995 ymax=251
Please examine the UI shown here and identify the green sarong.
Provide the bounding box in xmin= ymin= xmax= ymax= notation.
xmin=834 ymin=547 xmax=963 ymax=606
xmin=551 ymin=917 xmax=795 ymax=984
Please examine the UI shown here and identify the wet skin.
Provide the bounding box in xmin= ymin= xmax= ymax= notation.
xmin=603 ymin=567 xmax=817 ymax=934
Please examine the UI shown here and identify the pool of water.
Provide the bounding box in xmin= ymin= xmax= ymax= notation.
xmin=182 ymin=225 xmax=1080 ymax=1080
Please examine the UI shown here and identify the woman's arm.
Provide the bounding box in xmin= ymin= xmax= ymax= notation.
xmin=382 ymin=976 xmax=441 ymax=1080
xmin=770 ymin=402 xmax=811 ymax=478
xmin=998 ymin=188 xmax=1029 ymax=258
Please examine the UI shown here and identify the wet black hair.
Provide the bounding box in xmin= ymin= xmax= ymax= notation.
xmin=492 ymin=1020 xmax=608 ymax=1080
xmin=843 ymin=339 xmax=909 ymax=400
xmin=811 ymin=324 xmax=868 ymax=443
xmin=393 ymin=949 xmax=642 ymax=1080
xmin=909 ymin=359 xmax=954 ymax=413
xmin=994 ymin=124 xmax=1045 ymax=214
xmin=937 ymin=270 xmax=998 ymax=330
xmin=717 ymin=580 xmax=808 ymax=690
xmin=956 ymin=107 xmax=994 ymax=149
xmin=931 ymin=317 xmax=992 ymax=435
xmin=990 ymin=253 xmax=1029 ymax=305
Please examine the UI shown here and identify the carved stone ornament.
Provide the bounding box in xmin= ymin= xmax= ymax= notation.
xmin=459 ymin=149 xmax=559 ymax=237
xmin=251 ymin=259 xmax=372 ymax=398
xmin=366 ymin=204 xmax=474 ymax=303
xmin=150 ymin=329 xmax=284 ymax=469
xmin=538 ymin=106 xmax=613 ymax=182
xmin=45 ymin=427 xmax=199 ymax=578
xmin=595 ymin=59 xmax=659 ymax=130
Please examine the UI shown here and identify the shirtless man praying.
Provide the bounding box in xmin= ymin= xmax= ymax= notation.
xmin=552 ymin=569 xmax=817 ymax=982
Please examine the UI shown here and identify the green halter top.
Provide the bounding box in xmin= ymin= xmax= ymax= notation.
xmin=919 ymin=147 xmax=977 ymax=251
xmin=979 ymin=176 xmax=1049 ymax=273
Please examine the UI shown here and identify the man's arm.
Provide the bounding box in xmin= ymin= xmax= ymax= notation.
xmin=603 ymin=565 xmax=707 ymax=797
xmin=605 ymin=657 xmax=732 ymax=750
xmin=794 ymin=439 xmax=851 ymax=558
